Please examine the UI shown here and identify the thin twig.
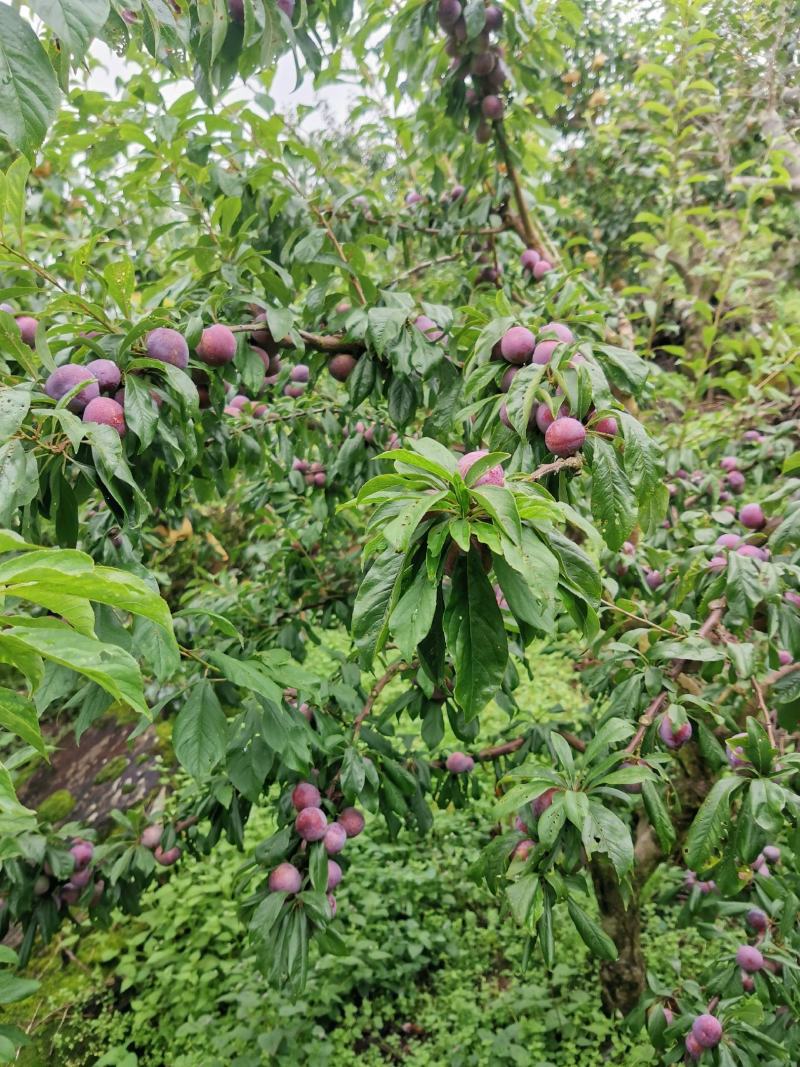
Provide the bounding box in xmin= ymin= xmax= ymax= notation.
xmin=522 ymin=455 xmax=584 ymax=482
xmin=625 ymin=599 xmax=726 ymax=753
xmin=752 ymin=677 xmax=777 ymax=749
xmin=353 ymin=660 xmax=415 ymax=739
xmin=389 ymin=253 xmax=460 ymax=286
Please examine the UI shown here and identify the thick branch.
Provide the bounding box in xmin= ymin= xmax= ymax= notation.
xmin=494 ymin=124 xmax=562 ymax=266
xmin=229 ymin=321 xmax=365 ymax=355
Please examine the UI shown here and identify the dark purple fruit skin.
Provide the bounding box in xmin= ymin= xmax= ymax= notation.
xmin=328 ymin=354 xmax=358 ymax=381
xmin=197 ymin=324 xmax=237 ymax=366
xmin=86 ymin=358 xmax=121 ymax=393
xmin=83 ymin=397 xmax=126 ymax=436
xmin=44 ymin=365 xmax=100 ymax=412
xmin=481 ymin=95 xmax=504 ymax=120
xmin=228 ymin=0 xmax=244 ymax=21
xmin=147 ymin=327 xmax=189 ymax=369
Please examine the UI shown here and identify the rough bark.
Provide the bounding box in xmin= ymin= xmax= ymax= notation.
xmin=590 ymin=856 xmax=646 ymax=1014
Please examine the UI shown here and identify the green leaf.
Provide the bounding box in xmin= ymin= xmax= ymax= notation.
xmin=470 ymin=485 xmax=521 ymax=545
xmin=582 ymin=802 xmax=634 ymax=877
xmin=1 ymin=625 xmax=147 ymax=715
xmin=0 ymin=385 xmax=30 ymax=441
xmin=684 ymin=777 xmax=744 ymax=869
xmin=28 ymin=0 xmax=109 ymax=59
xmin=389 ymin=565 xmax=437 ymax=660
xmin=567 ymin=898 xmax=618 ymax=961
xmin=172 ymin=680 xmax=227 ymax=779
xmin=444 ymin=548 xmax=507 ymax=719
xmin=0 ymin=4 xmax=60 ymax=157
xmin=641 ymin=781 xmax=676 ymax=853
xmin=205 ymin=651 xmax=283 ymax=704
xmin=590 ymin=438 xmax=636 ymax=550
xmin=506 ymin=873 xmax=539 ymax=927
xmin=122 ymin=374 xmax=159 ymax=449
xmin=0 ymin=972 xmax=39 ymax=1006
xmin=0 ymin=687 xmax=46 ymax=757
xmin=352 ymin=546 xmax=408 ymax=665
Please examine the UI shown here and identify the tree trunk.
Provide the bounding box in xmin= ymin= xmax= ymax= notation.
xmin=590 ymin=856 xmax=646 ymax=1015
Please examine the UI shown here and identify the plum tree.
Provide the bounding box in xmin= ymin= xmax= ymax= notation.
xmin=0 ymin=6 xmax=798 ymax=1064
xmin=44 ymin=365 xmax=100 ymax=412
xmin=196 ymin=324 xmax=237 ymax=366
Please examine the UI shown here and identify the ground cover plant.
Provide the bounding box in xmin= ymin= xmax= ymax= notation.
xmin=0 ymin=0 xmax=799 ymax=1063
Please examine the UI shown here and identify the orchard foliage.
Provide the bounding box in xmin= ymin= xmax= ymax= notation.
xmin=0 ymin=0 xmax=799 ymax=1064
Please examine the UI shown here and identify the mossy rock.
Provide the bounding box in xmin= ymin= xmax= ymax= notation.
xmin=37 ymin=789 xmax=76 ymax=823
xmin=93 ymin=755 xmax=129 ymax=785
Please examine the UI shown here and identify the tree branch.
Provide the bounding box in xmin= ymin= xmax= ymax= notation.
xmin=625 ymin=599 xmax=726 ymax=753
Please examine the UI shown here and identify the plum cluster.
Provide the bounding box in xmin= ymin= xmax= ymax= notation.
xmin=496 ymin=322 xmax=619 ymax=457
xmin=436 ymin=1 xmax=508 ymax=145
xmin=28 ymin=838 xmax=104 ymax=911
xmin=268 ymin=782 xmax=366 ymax=919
